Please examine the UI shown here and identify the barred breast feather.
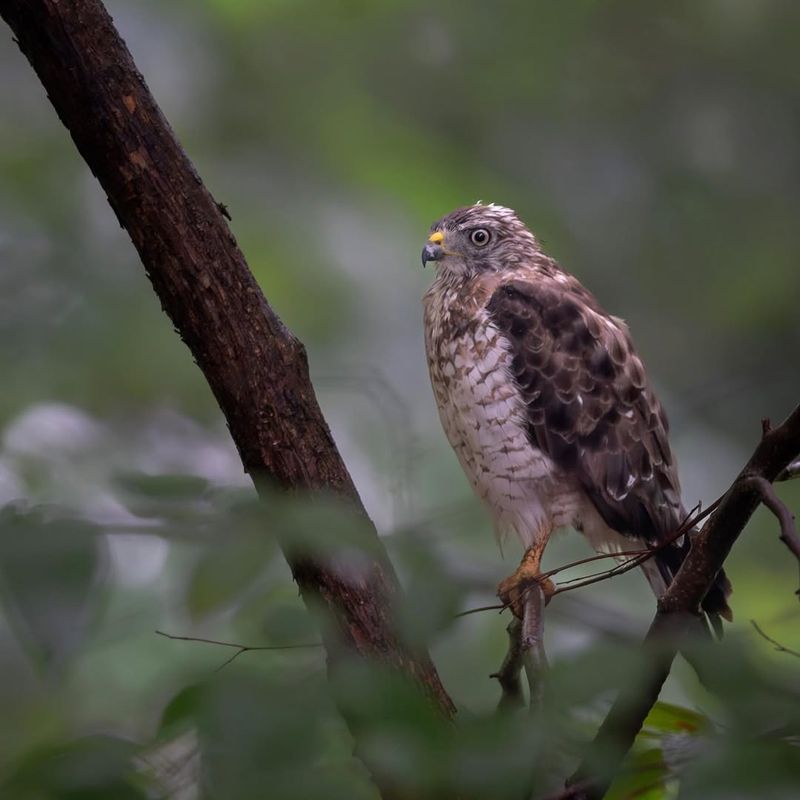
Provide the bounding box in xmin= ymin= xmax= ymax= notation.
xmin=423 ymin=272 xmax=586 ymax=546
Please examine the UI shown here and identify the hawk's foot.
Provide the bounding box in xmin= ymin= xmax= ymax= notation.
xmin=497 ymin=557 xmax=555 ymax=619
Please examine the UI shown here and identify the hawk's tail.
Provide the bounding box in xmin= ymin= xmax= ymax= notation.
xmin=646 ymin=530 xmax=733 ymax=638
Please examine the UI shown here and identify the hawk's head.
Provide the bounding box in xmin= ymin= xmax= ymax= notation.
xmin=421 ymin=203 xmax=539 ymax=274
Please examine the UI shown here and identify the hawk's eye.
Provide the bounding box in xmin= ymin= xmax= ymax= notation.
xmin=470 ymin=228 xmax=491 ymax=246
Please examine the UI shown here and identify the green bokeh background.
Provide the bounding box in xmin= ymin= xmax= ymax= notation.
xmin=0 ymin=1 xmax=798 ymax=797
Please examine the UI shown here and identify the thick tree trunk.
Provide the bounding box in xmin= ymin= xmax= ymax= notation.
xmin=0 ymin=0 xmax=455 ymax=718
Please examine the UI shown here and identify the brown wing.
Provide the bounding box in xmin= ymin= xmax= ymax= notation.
xmin=486 ymin=278 xmax=683 ymax=545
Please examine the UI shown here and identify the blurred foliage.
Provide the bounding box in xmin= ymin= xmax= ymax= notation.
xmin=0 ymin=0 xmax=799 ymax=797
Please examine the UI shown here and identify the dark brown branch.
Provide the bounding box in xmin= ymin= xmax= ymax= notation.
xmin=490 ymin=587 xmax=549 ymax=714
xmin=520 ymin=584 xmax=548 ymax=713
xmin=567 ymin=404 xmax=800 ymax=800
xmin=0 ymin=0 xmax=455 ymax=722
xmin=750 ymin=621 xmax=800 ymax=659
xmin=491 ymin=617 xmax=526 ymax=712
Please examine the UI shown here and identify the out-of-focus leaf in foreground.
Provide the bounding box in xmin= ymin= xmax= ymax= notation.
xmin=0 ymin=735 xmax=148 ymax=800
xmin=0 ymin=504 xmax=107 ymax=667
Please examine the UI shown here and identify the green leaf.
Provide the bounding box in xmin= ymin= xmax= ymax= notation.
xmin=158 ymin=684 xmax=207 ymax=738
xmin=643 ymin=702 xmax=709 ymax=736
xmin=606 ymin=747 xmax=669 ymax=800
xmin=1 ymin=735 xmax=147 ymax=799
xmin=113 ymin=472 xmax=212 ymax=521
xmin=0 ymin=505 xmax=106 ymax=667
xmin=186 ymin=534 xmax=274 ymax=619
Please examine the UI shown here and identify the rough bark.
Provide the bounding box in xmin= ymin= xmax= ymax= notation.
xmin=0 ymin=0 xmax=455 ymax=717
xmin=567 ymin=404 xmax=800 ymax=799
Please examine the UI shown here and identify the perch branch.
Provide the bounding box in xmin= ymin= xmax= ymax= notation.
xmin=490 ymin=586 xmax=549 ymax=714
xmin=0 ymin=0 xmax=455 ymax=723
xmin=566 ymin=403 xmax=800 ymax=800
xmin=491 ymin=617 xmax=526 ymax=712
xmin=521 ymin=584 xmax=549 ymax=713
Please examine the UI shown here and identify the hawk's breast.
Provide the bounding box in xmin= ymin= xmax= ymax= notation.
xmin=424 ymin=287 xmax=582 ymax=545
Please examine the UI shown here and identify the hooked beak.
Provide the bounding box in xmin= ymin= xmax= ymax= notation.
xmin=421 ymin=230 xmax=445 ymax=267
xmin=421 ymin=243 xmax=444 ymax=267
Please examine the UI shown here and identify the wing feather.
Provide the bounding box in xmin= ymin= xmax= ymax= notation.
xmin=486 ymin=278 xmax=682 ymax=545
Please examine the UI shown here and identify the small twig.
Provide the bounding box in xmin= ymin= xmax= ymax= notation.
xmin=155 ymin=630 xmax=321 ymax=671
xmin=750 ymin=620 xmax=800 ymax=659
xmin=454 ymin=603 xmax=505 ymax=619
xmin=741 ymin=476 xmax=800 ymax=558
xmin=539 ymin=499 xmax=720 ymax=601
xmin=551 ymin=553 xmax=652 ymax=596
xmin=538 ymin=500 xmax=710 ymax=584
xmin=456 ymin=500 xmax=721 ymax=619
xmin=741 ymin=475 xmax=800 ymax=597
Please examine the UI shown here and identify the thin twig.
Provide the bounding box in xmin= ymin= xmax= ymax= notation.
xmin=454 ymin=498 xmax=720 ymax=622
xmin=741 ymin=475 xmax=800 ymax=597
xmin=545 ymin=499 xmax=720 ymax=595
xmin=155 ymin=630 xmax=321 ymax=671
xmin=742 ymin=476 xmax=800 ymax=559
xmin=750 ymin=620 xmax=800 ymax=659
xmin=454 ymin=603 xmax=506 ymax=619
xmin=455 ymin=500 xmax=721 ymax=620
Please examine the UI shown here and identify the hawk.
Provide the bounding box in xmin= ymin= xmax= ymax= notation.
xmin=421 ymin=203 xmax=731 ymax=627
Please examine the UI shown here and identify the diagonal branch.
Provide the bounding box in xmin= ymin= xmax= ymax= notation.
xmin=0 ymin=0 xmax=455 ymax=733
xmin=566 ymin=403 xmax=800 ymax=800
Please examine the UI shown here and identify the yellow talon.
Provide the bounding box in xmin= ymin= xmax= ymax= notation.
xmin=497 ymin=543 xmax=555 ymax=618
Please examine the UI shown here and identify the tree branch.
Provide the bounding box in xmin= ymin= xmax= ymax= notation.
xmin=741 ymin=476 xmax=800 ymax=571
xmin=742 ymin=475 xmax=800 ymax=598
xmin=0 ymin=0 xmax=455 ymax=725
xmin=566 ymin=404 xmax=800 ymax=799
xmin=491 ymin=617 xmax=526 ymax=712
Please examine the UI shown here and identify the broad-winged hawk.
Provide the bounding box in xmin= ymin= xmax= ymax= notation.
xmin=421 ymin=203 xmax=731 ymax=627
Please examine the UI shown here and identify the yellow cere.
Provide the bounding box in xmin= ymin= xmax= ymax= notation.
xmin=428 ymin=231 xmax=444 ymax=245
